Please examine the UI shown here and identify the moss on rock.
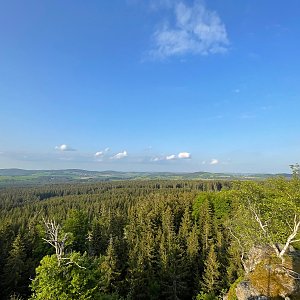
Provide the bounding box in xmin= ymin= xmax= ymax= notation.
xmin=225 ymin=248 xmax=300 ymax=299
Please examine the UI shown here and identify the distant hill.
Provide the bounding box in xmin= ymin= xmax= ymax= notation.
xmin=0 ymin=168 xmax=291 ymax=187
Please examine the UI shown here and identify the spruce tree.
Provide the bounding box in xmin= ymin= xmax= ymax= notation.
xmin=201 ymin=244 xmax=220 ymax=295
xmin=3 ymin=233 xmax=27 ymax=297
xmin=100 ymin=236 xmax=120 ymax=294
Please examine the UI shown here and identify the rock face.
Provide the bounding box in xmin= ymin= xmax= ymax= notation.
xmin=235 ymin=281 xmax=266 ymax=300
xmin=227 ymin=246 xmax=300 ymax=300
xmin=244 ymin=246 xmax=272 ymax=273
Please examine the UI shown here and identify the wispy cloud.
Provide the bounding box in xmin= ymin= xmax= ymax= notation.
xmin=95 ymin=147 xmax=110 ymax=157
xmin=166 ymin=154 xmax=177 ymax=160
xmin=149 ymin=0 xmax=229 ymax=59
xmin=111 ymin=151 xmax=128 ymax=160
xmin=210 ymin=158 xmax=219 ymax=165
xmin=55 ymin=144 xmax=76 ymax=151
xmin=151 ymin=157 xmax=162 ymax=162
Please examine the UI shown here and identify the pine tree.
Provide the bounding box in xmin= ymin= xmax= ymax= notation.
xmin=178 ymin=206 xmax=193 ymax=249
xmin=63 ymin=210 xmax=89 ymax=253
xmin=194 ymin=196 xmax=214 ymax=257
xmin=201 ymin=244 xmax=220 ymax=294
xmin=100 ymin=236 xmax=120 ymax=294
xmin=88 ymin=220 xmax=107 ymax=256
xmin=0 ymin=223 xmax=16 ymax=299
xmin=159 ymin=207 xmax=187 ymax=300
xmin=3 ymin=233 xmax=27 ymax=297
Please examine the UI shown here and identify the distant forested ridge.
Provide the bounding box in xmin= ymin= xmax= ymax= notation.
xmin=0 ymin=168 xmax=291 ymax=187
xmin=0 ymin=178 xmax=299 ymax=299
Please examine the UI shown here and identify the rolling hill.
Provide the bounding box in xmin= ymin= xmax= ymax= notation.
xmin=0 ymin=168 xmax=291 ymax=187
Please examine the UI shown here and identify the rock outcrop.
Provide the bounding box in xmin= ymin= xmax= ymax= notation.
xmin=226 ymin=246 xmax=300 ymax=300
xmin=235 ymin=280 xmax=267 ymax=300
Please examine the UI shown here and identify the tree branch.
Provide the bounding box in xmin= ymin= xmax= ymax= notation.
xmin=279 ymin=214 xmax=300 ymax=261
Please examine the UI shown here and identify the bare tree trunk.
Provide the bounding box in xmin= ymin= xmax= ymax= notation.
xmin=248 ymin=203 xmax=280 ymax=257
xmin=249 ymin=204 xmax=300 ymax=264
xmin=42 ymin=218 xmax=69 ymax=265
xmin=279 ymin=215 xmax=300 ymax=263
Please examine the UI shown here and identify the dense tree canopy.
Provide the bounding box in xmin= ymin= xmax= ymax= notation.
xmin=0 ymin=178 xmax=299 ymax=299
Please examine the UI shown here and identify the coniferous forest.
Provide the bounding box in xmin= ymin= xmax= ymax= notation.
xmin=1 ymin=0 xmax=299 ymax=298
xmin=1 ymin=178 xmax=300 ymax=299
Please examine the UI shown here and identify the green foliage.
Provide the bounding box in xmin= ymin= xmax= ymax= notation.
xmin=0 ymin=180 xmax=234 ymax=299
xmin=201 ymin=244 xmax=221 ymax=294
xmin=3 ymin=230 xmax=43 ymax=299
xmin=100 ymin=236 xmax=120 ymax=294
xmin=196 ymin=291 xmax=218 ymax=300
xmin=0 ymin=177 xmax=298 ymax=299
xmin=30 ymin=252 xmax=103 ymax=300
xmin=230 ymin=178 xmax=300 ymax=256
xmin=226 ymin=277 xmax=243 ymax=300
xmin=3 ymin=233 xmax=28 ymax=297
xmin=63 ymin=210 xmax=89 ymax=253
xmin=193 ymin=192 xmax=231 ymax=222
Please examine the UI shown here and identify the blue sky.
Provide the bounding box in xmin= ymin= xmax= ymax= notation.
xmin=0 ymin=0 xmax=299 ymax=173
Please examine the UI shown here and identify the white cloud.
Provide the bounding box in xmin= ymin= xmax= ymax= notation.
xmin=95 ymin=147 xmax=110 ymax=157
xmin=111 ymin=151 xmax=128 ymax=160
xmin=152 ymin=152 xmax=191 ymax=162
xmin=55 ymin=144 xmax=75 ymax=151
xmin=152 ymin=157 xmax=162 ymax=162
xmin=150 ymin=0 xmax=229 ymax=59
xmin=94 ymin=147 xmax=110 ymax=161
xmin=210 ymin=158 xmax=219 ymax=165
xmin=166 ymin=154 xmax=177 ymax=160
xmin=178 ymin=152 xmax=191 ymax=159
xmin=95 ymin=151 xmax=104 ymax=157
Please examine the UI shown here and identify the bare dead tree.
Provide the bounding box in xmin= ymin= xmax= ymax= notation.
xmin=279 ymin=215 xmax=300 ymax=261
xmin=248 ymin=201 xmax=300 ymax=264
xmin=42 ymin=218 xmax=86 ymax=269
xmin=42 ymin=218 xmax=69 ymax=265
xmin=248 ymin=201 xmax=281 ymax=257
